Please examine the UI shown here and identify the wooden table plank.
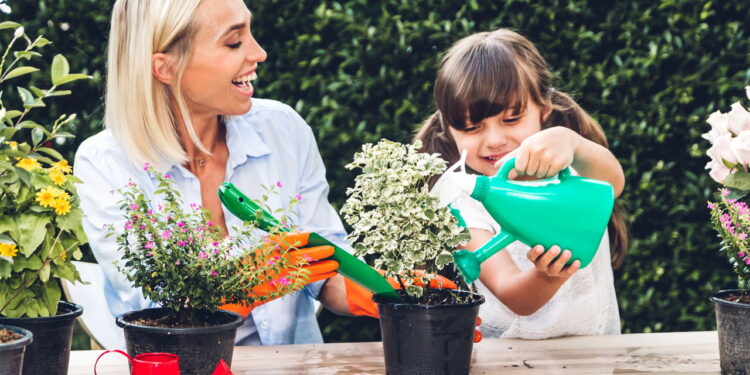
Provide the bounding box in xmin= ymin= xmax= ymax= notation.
xmin=73 ymin=331 xmax=721 ymax=374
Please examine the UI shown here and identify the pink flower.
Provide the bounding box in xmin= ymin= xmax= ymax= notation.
xmin=175 ymin=260 xmax=181 ymax=265
xmin=177 ymin=221 xmax=185 ymax=227
xmin=740 ymin=233 xmax=748 ymax=240
xmin=199 ymin=252 xmax=208 ymax=259
xmin=721 ymin=188 xmax=730 ymax=198
xmin=295 ymin=194 xmax=302 ymax=201
xmin=147 ymin=209 xmax=153 ymax=215
xmin=212 ymin=241 xmax=220 ymax=247
xmin=146 ymin=252 xmax=153 ymax=257
xmin=214 ymin=249 xmax=221 ymax=255
xmin=278 ymin=276 xmax=290 ymax=286
xmin=707 ymin=202 xmax=716 ymax=210
xmin=745 ymin=258 xmax=750 ymax=265
xmin=129 ymin=204 xmax=139 ymax=210
xmin=206 ymin=221 xmax=214 ymax=227
xmin=164 ymin=174 xmax=171 ymax=179
xmin=177 ymin=240 xmax=187 ymax=246
xmin=161 ymin=230 xmax=172 ymax=239
xmin=211 ymin=270 xmax=218 ymax=276
xmin=124 ymin=221 xmax=133 ymax=230
xmin=276 ymin=181 xmax=283 ymax=188
xmin=143 ymin=162 xmax=150 ymax=171
xmin=266 ymin=259 xmax=275 ymax=266
xmin=302 ymin=254 xmax=313 ymax=262
xmin=139 ymin=224 xmax=147 ymax=230
xmin=144 ymin=241 xmax=155 ymax=250
xmin=127 ymin=181 xmax=136 ymax=187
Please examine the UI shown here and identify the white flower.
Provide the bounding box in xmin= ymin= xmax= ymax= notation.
xmin=703 ymin=110 xmax=730 ymax=143
xmin=706 ymin=159 xmax=731 ymax=184
xmin=727 ymin=102 xmax=750 ymax=135
xmin=707 ymin=133 xmax=738 ymax=166
xmin=731 ymin=131 xmax=750 ymax=166
xmin=13 ymin=26 xmax=23 ymax=38
xmin=0 ymin=2 xmax=11 ymax=14
xmin=746 ymin=86 xmax=750 ymax=100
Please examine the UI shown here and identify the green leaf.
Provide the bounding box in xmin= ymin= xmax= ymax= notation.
xmin=51 ymin=55 xmax=70 ymax=86
xmin=46 ymin=90 xmax=71 ymax=97
xmin=722 ymin=171 xmax=750 ymax=191
xmin=57 ymin=208 xmax=87 ymax=243
xmin=31 ymin=127 xmax=43 ymax=146
xmin=0 ymin=216 xmax=19 ymax=240
xmin=54 ymin=74 xmax=90 ymax=86
xmin=0 ymin=260 xmax=11 ymax=279
xmin=36 ymin=147 xmax=64 ymax=160
xmin=0 ymin=21 xmax=21 ymax=30
xmin=14 ymin=51 xmax=42 ymax=61
xmin=33 ymin=37 xmax=51 ymax=48
xmin=17 ymin=214 xmax=51 ymax=257
xmin=3 ymin=110 xmax=22 ymax=120
xmin=39 ymin=263 xmax=51 ymax=282
xmin=17 ymin=87 xmax=34 ymax=105
xmin=40 ymin=281 xmax=60 ymax=315
xmin=4 ymin=66 xmax=39 ymax=80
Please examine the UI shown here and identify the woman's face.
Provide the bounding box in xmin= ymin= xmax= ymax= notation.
xmin=448 ymin=100 xmax=546 ymax=176
xmin=179 ymin=0 xmax=267 ymax=118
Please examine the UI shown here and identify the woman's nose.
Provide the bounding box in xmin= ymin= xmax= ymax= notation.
xmin=246 ymin=35 xmax=267 ymax=63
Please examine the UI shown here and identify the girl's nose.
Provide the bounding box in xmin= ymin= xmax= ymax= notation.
xmin=246 ymin=35 xmax=267 ymax=63
xmin=484 ymin=124 xmax=508 ymax=148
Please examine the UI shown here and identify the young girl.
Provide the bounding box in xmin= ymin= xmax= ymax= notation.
xmin=416 ymin=29 xmax=628 ymax=339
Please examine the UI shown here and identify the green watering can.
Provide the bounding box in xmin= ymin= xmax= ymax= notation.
xmin=218 ymin=183 xmax=401 ymax=302
xmin=432 ymin=157 xmax=615 ymax=284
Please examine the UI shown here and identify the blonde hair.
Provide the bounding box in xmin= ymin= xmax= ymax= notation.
xmin=105 ymin=0 xmax=206 ymax=170
xmin=415 ymin=29 xmax=629 ymax=268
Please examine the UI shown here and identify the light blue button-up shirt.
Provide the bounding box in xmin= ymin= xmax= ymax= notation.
xmin=74 ymin=98 xmax=349 ymax=347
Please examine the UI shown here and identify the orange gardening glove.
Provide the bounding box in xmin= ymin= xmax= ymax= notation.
xmin=220 ymin=232 xmax=339 ymax=318
xmin=344 ymin=270 xmax=483 ymax=342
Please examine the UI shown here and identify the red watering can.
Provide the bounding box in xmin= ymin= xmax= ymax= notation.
xmin=94 ymin=350 xmax=180 ymax=375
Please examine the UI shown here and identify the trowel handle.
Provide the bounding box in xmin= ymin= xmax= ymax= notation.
xmin=218 ymin=183 xmax=287 ymax=233
xmin=496 ymin=157 xmax=572 ymax=181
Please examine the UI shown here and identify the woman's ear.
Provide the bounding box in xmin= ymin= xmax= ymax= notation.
xmin=152 ymin=53 xmax=175 ymax=84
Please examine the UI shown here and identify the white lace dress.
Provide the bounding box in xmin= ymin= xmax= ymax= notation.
xmin=451 ymin=194 xmax=621 ymax=339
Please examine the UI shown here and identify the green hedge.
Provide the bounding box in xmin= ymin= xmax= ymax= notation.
xmin=7 ymin=0 xmax=750 ymax=342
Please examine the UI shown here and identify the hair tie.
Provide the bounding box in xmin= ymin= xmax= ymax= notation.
xmin=549 ymin=87 xmax=555 ymax=95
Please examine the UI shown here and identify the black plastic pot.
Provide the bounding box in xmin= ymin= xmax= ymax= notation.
xmin=0 ymin=324 xmax=33 ymax=375
xmin=712 ymin=289 xmax=750 ymax=374
xmin=0 ymin=301 xmax=82 ymax=375
xmin=374 ymin=289 xmax=484 ymax=375
xmin=116 ymin=308 xmax=244 ymax=375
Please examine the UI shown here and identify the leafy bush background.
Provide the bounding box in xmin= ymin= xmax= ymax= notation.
xmin=7 ymin=0 xmax=750 ymax=345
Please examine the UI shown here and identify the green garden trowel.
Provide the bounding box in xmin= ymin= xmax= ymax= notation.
xmin=432 ymin=156 xmax=615 ymax=284
xmin=218 ymin=182 xmax=401 ymax=302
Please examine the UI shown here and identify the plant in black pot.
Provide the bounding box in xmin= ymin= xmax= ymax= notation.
xmin=704 ymin=85 xmax=750 ymax=374
xmin=341 ymin=139 xmax=484 ymax=375
xmin=108 ymin=167 xmax=310 ymax=375
xmin=0 ymin=18 xmax=90 ymax=375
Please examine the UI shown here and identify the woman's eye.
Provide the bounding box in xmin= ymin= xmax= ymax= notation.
xmin=227 ymin=41 xmax=242 ymax=49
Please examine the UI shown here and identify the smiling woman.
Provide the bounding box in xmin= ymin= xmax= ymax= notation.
xmin=71 ymin=0 xmax=371 ymax=349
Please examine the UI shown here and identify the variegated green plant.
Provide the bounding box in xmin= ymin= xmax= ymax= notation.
xmin=0 ymin=21 xmax=90 ymax=318
xmin=341 ymin=139 xmax=470 ymax=299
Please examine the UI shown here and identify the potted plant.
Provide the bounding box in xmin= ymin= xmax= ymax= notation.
xmin=0 ymin=19 xmax=90 ymax=375
xmin=0 ymin=324 xmax=32 ymax=375
xmin=705 ymin=85 xmax=750 ymax=374
xmin=341 ymin=139 xmax=484 ymax=375
xmin=109 ymin=167 xmax=310 ymax=375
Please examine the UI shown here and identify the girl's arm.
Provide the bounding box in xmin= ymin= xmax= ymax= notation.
xmin=467 ymin=228 xmax=580 ymax=316
xmin=503 ymin=126 xmax=625 ymax=197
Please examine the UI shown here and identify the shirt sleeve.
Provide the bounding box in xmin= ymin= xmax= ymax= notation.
xmin=288 ymin=110 xmax=350 ymax=300
xmin=73 ymin=142 xmax=151 ymax=316
xmin=450 ymin=193 xmax=500 ymax=234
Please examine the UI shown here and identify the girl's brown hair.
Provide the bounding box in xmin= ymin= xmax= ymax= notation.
xmin=415 ymin=29 xmax=628 ymax=268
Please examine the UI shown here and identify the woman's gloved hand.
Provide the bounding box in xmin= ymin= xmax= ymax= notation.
xmin=220 ymin=232 xmax=338 ymax=317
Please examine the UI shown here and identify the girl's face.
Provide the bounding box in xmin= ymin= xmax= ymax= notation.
xmin=180 ymin=0 xmax=267 ymax=118
xmin=448 ymin=100 xmax=548 ymax=176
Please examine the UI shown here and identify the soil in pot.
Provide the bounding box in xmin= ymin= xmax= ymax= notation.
xmin=0 ymin=301 xmax=82 ymax=375
xmin=117 ymin=308 xmax=243 ymax=375
xmin=0 ymin=329 xmax=22 ymax=343
xmin=374 ymin=289 xmax=484 ymax=375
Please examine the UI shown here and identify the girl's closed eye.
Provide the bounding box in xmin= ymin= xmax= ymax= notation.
xmin=503 ymin=116 xmax=521 ymax=124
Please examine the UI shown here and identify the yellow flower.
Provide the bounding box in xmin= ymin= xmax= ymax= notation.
xmin=0 ymin=243 xmax=18 ymax=258
xmin=16 ymin=158 xmax=41 ymax=171
xmin=59 ymin=249 xmax=67 ymax=261
xmin=49 ymin=169 xmax=66 ymax=186
xmin=53 ymin=197 xmax=71 ymax=215
xmin=36 ymin=187 xmax=57 ymax=208
xmin=3 ymin=141 xmax=18 ymax=150
xmin=51 ymin=160 xmax=72 ymax=174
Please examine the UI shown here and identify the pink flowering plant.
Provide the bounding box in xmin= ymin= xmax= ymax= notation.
xmin=106 ymin=166 xmax=309 ymax=324
xmin=705 ymin=86 xmax=750 ymax=288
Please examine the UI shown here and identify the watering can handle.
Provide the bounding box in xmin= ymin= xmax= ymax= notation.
xmin=94 ymin=349 xmax=133 ymax=375
xmin=496 ymin=157 xmax=572 ymax=181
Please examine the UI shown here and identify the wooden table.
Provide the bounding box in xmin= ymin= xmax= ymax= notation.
xmin=72 ymin=331 xmax=720 ymax=374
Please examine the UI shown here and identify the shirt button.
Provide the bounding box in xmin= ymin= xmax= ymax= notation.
xmin=260 ymin=322 xmax=268 ymax=329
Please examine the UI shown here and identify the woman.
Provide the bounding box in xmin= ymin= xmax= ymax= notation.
xmin=74 ymin=0 xmax=357 ymax=346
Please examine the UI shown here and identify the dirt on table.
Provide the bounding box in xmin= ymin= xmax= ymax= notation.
xmin=0 ymin=328 xmax=22 ymax=344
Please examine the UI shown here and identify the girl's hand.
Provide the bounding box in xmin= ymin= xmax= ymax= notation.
xmin=527 ymin=245 xmax=580 ymax=279
xmin=496 ymin=127 xmax=581 ymax=180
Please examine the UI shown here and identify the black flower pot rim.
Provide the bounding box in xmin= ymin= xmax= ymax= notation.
xmin=373 ymin=289 xmax=485 ymax=310
xmin=0 ymin=301 xmax=82 ymax=324
xmin=0 ymin=324 xmax=32 ymax=351
xmin=710 ymin=289 xmax=750 ymax=307
xmin=116 ymin=308 xmax=244 ymax=335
